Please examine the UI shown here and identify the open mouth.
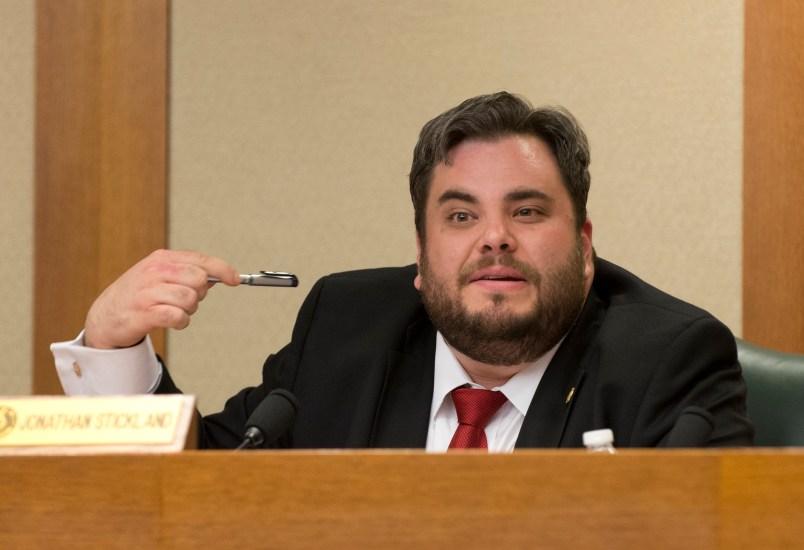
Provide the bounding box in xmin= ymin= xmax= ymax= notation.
xmin=476 ymin=275 xmax=524 ymax=282
xmin=470 ymin=267 xmax=527 ymax=283
xmin=467 ymin=267 xmax=530 ymax=290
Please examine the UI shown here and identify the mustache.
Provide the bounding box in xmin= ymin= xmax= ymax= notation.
xmin=457 ymin=255 xmax=542 ymax=287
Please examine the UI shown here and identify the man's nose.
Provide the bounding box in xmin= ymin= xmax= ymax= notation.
xmin=480 ymin=219 xmax=517 ymax=254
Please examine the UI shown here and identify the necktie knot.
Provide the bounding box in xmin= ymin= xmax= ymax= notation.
xmin=449 ymin=387 xmax=508 ymax=449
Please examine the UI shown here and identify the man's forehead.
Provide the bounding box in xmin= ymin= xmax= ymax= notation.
xmin=429 ymin=137 xmax=563 ymax=196
xmin=438 ymin=134 xmax=554 ymax=165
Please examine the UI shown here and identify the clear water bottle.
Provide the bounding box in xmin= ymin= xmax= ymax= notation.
xmin=583 ymin=428 xmax=616 ymax=453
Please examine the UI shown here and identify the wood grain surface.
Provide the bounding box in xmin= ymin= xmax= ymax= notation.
xmin=1 ymin=450 xmax=802 ymax=549
xmin=743 ymin=0 xmax=804 ymax=353
xmin=34 ymin=0 xmax=168 ymax=394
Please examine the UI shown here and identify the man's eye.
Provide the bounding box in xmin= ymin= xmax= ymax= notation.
xmin=449 ymin=212 xmax=472 ymax=223
xmin=515 ymin=208 xmax=543 ymax=218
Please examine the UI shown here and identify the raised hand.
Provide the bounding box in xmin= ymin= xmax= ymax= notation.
xmin=84 ymin=249 xmax=240 ymax=349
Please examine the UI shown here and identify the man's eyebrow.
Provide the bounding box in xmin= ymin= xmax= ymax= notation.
xmin=504 ymin=188 xmax=553 ymax=203
xmin=436 ymin=188 xmax=553 ymax=205
xmin=436 ymin=190 xmax=478 ymax=205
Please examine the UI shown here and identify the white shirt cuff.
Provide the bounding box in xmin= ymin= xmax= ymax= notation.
xmin=50 ymin=332 xmax=162 ymax=395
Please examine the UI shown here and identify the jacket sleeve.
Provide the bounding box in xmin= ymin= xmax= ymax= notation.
xmin=631 ymin=316 xmax=754 ymax=447
xmin=154 ymin=274 xmax=330 ymax=449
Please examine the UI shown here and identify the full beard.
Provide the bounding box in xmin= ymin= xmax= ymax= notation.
xmin=418 ymin=242 xmax=588 ymax=366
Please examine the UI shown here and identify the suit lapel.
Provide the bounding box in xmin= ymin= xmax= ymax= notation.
xmin=515 ymin=346 xmax=586 ymax=447
xmin=515 ymin=286 xmax=604 ymax=448
xmin=370 ymin=317 xmax=436 ymax=448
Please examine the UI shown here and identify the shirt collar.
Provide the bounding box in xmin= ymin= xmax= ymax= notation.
xmin=430 ymin=331 xmax=560 ymax=421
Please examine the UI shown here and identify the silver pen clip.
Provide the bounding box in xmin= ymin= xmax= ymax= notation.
xmin=208 ymin=271 xmax=298 ymax=288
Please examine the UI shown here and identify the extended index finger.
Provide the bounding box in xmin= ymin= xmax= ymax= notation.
xmin=148 ymin=249 xmax=240 ymax=287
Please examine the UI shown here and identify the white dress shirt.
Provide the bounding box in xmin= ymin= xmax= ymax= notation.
xmin=51 ymin=332 xmax=161 ymax=395
xmin=426 ymin=332 xmax=556 ymax=453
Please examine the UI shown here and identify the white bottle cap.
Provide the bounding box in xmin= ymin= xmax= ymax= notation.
xmin=583 ymin=428 xmax=614 ymax=448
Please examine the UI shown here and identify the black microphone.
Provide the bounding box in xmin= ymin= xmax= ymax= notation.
xmin=665 ymin=406 xmax=715 ymax=447
xmin=236 ymin=389 xmax=299 ymax=450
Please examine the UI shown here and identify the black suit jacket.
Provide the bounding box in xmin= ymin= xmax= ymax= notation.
xmin=157 ymin=258 xmax=753 ymax=448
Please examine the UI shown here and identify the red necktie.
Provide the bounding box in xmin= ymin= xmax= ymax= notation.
xmin=448 ymin=387 xmax=508 ymax=450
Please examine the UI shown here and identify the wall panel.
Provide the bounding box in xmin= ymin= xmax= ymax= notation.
xmin=744 ymin=0 xmax=804 ymax=353
xmin=0 ymin=0 xmax=34 ymax=396
xmin=33 ymin=0 xmax=168 ymax=393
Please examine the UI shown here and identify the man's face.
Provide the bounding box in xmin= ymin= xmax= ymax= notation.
xmin=415 ymin=135 xmax=594 ymax=366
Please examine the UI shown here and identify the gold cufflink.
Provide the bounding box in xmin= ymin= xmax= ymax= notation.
xmin=72 ymin=361 xmax=82 ymax=378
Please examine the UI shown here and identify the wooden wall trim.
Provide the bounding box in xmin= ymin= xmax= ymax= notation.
xmin=744 ymin=1 xmax=804 ymax=353
xmin=34 ymin=0 xmax=168 ymax=394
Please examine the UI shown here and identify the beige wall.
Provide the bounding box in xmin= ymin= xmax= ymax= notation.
xmin=0 ymin=0 xmax=34 ymax=396
xmin=168 ymin=1 xmax=744 ymax=414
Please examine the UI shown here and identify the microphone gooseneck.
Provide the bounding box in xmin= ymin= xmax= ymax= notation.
xmin=236 ymin=389 xmax=299 ymax=450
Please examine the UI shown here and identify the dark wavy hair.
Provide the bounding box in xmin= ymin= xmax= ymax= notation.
xmin=409 ymin=91 xmax=591 ymax=241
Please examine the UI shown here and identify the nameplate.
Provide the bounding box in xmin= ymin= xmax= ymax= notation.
xmin=0 ymin=395 xmax=197 ymax=455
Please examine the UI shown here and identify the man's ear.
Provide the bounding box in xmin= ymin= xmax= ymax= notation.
xmin=414 ymin=233 xmax=422 ymax=290
xmin=580 ymin=218 xmax=594 ymax=280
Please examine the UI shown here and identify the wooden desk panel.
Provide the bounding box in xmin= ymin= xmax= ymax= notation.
xmin=1 ymin=450 xmax=802 ymax=549
xmin=2 ymin=455 xmax=162 ymax=549
xmin=161 ymin=451 xmax=720 ymax=548
xmin=720 ymin=452 xmax=804 ymax=549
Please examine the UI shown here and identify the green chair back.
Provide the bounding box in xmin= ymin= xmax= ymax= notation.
xmin=737 ymin=338 xmax=804 ymax=446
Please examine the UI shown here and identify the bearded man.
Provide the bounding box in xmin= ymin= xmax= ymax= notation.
xmin=52 ymin=92 xmax=753 ymax=449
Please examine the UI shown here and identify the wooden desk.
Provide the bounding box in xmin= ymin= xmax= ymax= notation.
xmin=2 ymin=450 xmax=803 ymax=548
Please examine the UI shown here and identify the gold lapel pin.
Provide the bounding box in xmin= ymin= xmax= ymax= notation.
xmin=565 ymin=387 xmax=576 ymax=405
